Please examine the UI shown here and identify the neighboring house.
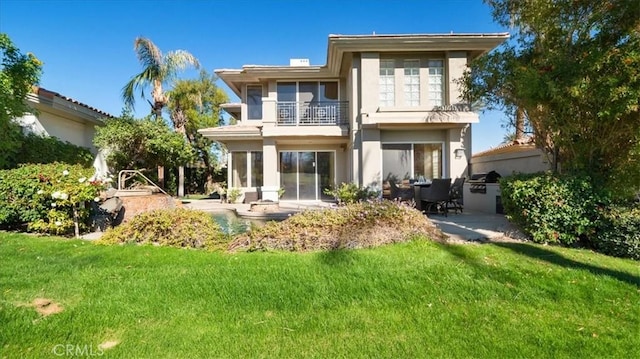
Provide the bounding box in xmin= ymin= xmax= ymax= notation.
xmin=199 ymin=33 xmax=509 ymax=202
xmin=14 ymin=87 xmax=112 ymax=152
xmin=470 ymin=137 xmax=552 ymax=176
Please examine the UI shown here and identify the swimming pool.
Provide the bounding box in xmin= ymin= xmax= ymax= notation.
xmin=210 ymin=211 xmax=264 ymax=235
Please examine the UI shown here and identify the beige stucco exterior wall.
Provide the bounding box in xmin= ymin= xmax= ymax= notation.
xmin=350 ymin=54 xmax=361 ymax=186
xmin=470 ymin=149 xmax=551 ymax=176
xmin=361 ymin=128 xmax=381 ymax=188
xmin=360 ymin=53 xmax=380 ymax=115
xmin=447 ymin=125 xmax=470 ymax=179
xmin=446 ymin=52 xmax=468 ymax=105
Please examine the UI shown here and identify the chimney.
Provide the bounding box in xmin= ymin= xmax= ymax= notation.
xmin=289 ymin=58 xmax=310 ymax=67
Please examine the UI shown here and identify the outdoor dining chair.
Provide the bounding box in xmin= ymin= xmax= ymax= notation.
xmin=388 ymin=180 xmax=414 ymax=202
xmin=421 ymin=178 xmax=452 ymax=216
xmin=447 ymin=177 xmax=465 ymax=214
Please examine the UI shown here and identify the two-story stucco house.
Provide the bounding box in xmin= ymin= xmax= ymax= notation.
xmin=199 ymin=33 xmax=509 ymax=202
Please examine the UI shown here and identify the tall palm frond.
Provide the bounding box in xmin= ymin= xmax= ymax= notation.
xmin=121 ymin=37 xmax=200 ymax=117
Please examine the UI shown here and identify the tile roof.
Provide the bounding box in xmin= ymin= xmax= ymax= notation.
xmin=33 ymin=86 xmax=114 ymax=118
xmin=473 ymin=137 xmax=537 ymax=158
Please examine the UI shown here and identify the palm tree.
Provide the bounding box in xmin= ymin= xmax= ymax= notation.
xmin=121 ymin=37 xmax=199 ymax=192
xmin=168 ymin=71 xmax=228 ymax=195
xmin=122 ymin=37 xmax=200 ymax=118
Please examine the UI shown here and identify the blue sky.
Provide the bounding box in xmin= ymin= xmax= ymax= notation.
xmin=0 ymin=0 xmax=511 ymax=153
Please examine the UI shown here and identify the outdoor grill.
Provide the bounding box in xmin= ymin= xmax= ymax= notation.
xmin=467 ymin=171 xmax=502 ymax=194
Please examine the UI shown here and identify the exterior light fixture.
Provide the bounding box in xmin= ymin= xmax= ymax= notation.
xmin=454 ymin=148 xmax=465 ymax=159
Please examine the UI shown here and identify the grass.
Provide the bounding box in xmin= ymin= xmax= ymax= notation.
xmin=0 ymin=233 xmax=638 ymax=358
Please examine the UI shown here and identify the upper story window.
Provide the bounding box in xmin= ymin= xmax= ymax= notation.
xmin=404 ymin=60 xmax=420 ymax=106
xmin=277 ymin=81 xmax=338 ymax=103
xmin=428 ymin=60 xmax=444 ymax=108
xmin=379 ymin=60 xmax=395 ymax=107
xmin=247 ymin=85 xmax=263 ymax=120
xmin=276 ymin=81 xmax=340 ymax=125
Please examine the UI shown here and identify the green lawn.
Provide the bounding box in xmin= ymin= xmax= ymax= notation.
xmin=1 ymin=233 xmax=638 ymax=358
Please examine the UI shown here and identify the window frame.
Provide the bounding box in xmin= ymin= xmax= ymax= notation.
xmin=379 ymin=59 xmax=396 ymax=107
xmin=276 ymin=81 xmax=340 ymax=103
xmin=427 ymin=59 xmax=445 ymax=108
xmin=230 ymin=151 xmax=263 ymax=188
xmin=403 ymin=59 xmax=421 ymax=107
xmin=380 ymin=142 xmax=444 ymax=184
xmin=246 ymin=85 xmax=263 ymax=120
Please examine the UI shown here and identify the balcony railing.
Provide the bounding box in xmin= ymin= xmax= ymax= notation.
xmin=276 ymin=101 xmax=348 ymax=126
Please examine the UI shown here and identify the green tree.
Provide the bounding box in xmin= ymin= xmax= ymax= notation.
xmin=168 ymin=70 xmax=229 ymax=194
xmin=463 ymin=0 xmax=640 ymax=196
xmin=121 ymin=37 xmax=200 ymax=190
xmin=121 ymin=37 xmax=200 ymax=119
xmin=93 ymin=110 xmax=194 ymax=174
xmin=0 ymin=33 xmax=43 ymax=168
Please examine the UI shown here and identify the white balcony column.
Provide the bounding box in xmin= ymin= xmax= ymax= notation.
xmin=261 ymin=138 xmax=279 ymax=202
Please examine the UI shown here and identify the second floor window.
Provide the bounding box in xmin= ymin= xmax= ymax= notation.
xmin=428 ymin=60 xmax=444 ymax=108
xmin=277 ymin=82 xmax=338 ymax=103
xmin=379 ymin=59 xmax=395 ymax=107
xmin=247 ymin=86 xmax=263 ymax=120
xmin=404 ymin=60 xmax=420 ymax=106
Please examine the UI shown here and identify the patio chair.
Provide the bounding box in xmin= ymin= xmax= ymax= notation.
xmin=388 ymin=180 xmax=414 ymax=202
xmin=447 ymin=177 xmax=465 ymax=214
xmin=421 ymin=178 xmax=452 ymax=216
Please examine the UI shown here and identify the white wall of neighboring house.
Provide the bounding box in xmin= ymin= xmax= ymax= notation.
xmin=15 ymin=88 xmax=110 ymax=153
xmin=16 ymin=110 xmax=98 ymax=150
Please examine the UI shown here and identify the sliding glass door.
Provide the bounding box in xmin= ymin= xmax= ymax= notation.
xmin=381 ymin=143 xmax=443 ymax=183
xmin=280 ymin=151 xmax=335 ymax=201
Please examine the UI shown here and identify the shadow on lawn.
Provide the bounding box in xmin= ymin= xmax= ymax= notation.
xmin=441 ymin=241 xmax=639 ymax=287
xmin=317 ymin=249 xmax=357 ymax=266
xmin=492 ymin=242 xmax=640 ymax=287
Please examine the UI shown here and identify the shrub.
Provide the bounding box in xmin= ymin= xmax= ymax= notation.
xmin=323 ymin=182 xmax=380 ymax=204
xmin=16 ymin=133 xmax=93 ymax=167
xmin=98 ymin=208 xmax=227 ymax=249
xmin=594 ymin=205 xmax=640 ymax=260
xmin=500 ymin=172 xmax=607 ymax=245
xmin=227 ymin=188 xmax=242 ymax=203
xmin=229 ymin=200 xmax=444 ymax=252
xmin=0 ymin=163 xmax=106 ymax=234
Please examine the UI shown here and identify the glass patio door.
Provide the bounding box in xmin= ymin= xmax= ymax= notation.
xmin=280 ymin=151 xmax=334 ymax=201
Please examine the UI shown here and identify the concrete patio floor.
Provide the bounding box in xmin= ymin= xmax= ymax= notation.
xmin=426 ymin=211 xmax=527 ymax=243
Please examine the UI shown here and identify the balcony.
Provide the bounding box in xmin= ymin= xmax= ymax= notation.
xmin=276 ymin=101 xmax=348 ymax=126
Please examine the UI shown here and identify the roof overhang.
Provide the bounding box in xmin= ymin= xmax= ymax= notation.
xmin=216 ymin=66 xmax=334 ymax=98
xmin=26 ymin=87 xmax=113 ymax=124
xmin=216 ymin=32 xmax=510 ymax=97
xmin=220 ymin=103 xmax=242 ymax=121
xmin=198 ymin=125 xmax=262 ymax=141
xmin=326 ymin=33 xmax=510 ymax=73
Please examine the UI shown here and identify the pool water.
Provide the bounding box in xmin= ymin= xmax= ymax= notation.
xmin=211 ymin=211 xmax=263 ymax=235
